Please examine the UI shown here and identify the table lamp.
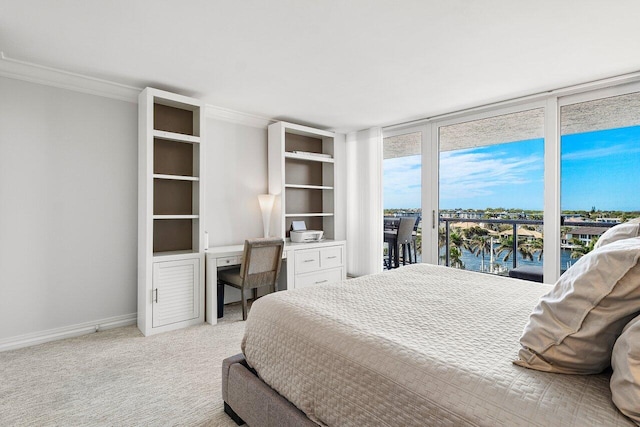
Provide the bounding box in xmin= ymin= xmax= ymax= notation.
xmin=258 ymin=194 xmax=275 ymax=238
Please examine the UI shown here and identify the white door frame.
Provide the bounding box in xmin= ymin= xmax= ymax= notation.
xmin=382 ymin=124 xmax=433 ymax=263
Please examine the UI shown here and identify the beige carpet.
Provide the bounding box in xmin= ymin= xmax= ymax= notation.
xmin=0 ymin=304 xmax=248 ymax=426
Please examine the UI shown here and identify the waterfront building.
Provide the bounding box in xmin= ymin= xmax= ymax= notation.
xmin=564 ymin=226 xmax=606 ymax=246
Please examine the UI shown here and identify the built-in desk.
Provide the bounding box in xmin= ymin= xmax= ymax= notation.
xmin=205 ymin=240 xmax=346 ymax=324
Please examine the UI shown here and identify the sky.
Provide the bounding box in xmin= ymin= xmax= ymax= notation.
xmin=383 ymin=125 xmax=640 ymax=211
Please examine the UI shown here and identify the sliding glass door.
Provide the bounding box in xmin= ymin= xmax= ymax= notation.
xmin=382 ymin=127 xmax=427 ymax=268
xmin=381 ymin=79 xmax=640 ymax=283
xmin=436 ymin=108 xmax=545 ymax=276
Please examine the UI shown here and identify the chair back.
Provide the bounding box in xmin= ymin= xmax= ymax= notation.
xmin=384 ymin=217 xmax=399 ymax=231
xmin=413 ymin=216 xmax=421 ymax=232
xmin=397 ymin=217 xmax=417 ymax=244
xmin=240 ymin=238 xmax=285 ymax=288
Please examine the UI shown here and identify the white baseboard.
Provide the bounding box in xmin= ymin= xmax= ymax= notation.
xmin=0 ymin=313 xmax=137 ymax=352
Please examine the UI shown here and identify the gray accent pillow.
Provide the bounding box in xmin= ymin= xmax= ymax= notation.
xmin=515 ymin=237 xmax=640 ymax=374
xmin=611 ymin=315 xmax=640 ymax=425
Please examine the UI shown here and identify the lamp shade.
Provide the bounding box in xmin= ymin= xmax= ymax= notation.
xmin=258 ymin=194 xmax=275 ymax=238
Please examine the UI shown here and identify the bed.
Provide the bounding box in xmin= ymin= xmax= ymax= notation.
xmin=222 ymin=263 xmax=636 ymax=426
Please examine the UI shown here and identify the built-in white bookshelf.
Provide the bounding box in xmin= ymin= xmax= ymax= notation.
xmin=268 ymin=121 xmax=339 ymax=239
xmin=138 ymin=88 xmax=205 ymax=336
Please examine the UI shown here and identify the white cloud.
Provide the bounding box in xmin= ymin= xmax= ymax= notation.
xmin=383 ymin=146 xmax=544 ymax=206
xmin=383 ymin=155 xmax=421 ymax=195
xmin=439 ymin=149 xmax=542 ymax=200
xmin=561 ymin=143 xmax=640 ymax=161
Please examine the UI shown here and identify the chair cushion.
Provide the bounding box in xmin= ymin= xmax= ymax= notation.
xmin=509 ymin=266 xmax=543 ymax=283
xmin=515 ymin=237 xmax=640 ymax=374
xmin=218 ymin=266 xmax=243 ymax=287
xmin=610 ymin=314 xmax=640 ymax=424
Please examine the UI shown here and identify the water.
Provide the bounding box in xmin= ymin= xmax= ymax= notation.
xmin=433 ymin=247 xmax=576 ymax=275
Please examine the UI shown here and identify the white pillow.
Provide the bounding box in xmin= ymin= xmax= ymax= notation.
xmin=515 ymin=237 xmax=640 ymax=374
xmin=611 ymin=315 xmax=640 ymax=424
xmin=594 ymin=219 xmax=640 ymax=249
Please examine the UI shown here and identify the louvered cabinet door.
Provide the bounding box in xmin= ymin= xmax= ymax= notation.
xmin=152 ymin=258 xmax=200 ymax=328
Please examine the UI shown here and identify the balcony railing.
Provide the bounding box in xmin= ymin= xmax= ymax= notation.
xmin=438 ymin=217 xmax=614 ymax=271
xmin=383 ymin=214 xmax=616 ymax=273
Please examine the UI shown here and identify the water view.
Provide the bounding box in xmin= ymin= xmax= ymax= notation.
xmin=383 ymin=116 xmax=640 ymax=276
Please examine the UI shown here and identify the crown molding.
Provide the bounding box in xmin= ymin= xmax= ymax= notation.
xmin=205 ymin=104 xmax=273 ymax=128
xmin=0 ymin=52 xmax=140 ymax=103
xmin=1 ymin=52 xmax=274 ymax=128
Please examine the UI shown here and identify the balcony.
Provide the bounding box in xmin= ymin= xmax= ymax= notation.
xmin=384 ymin=214 xmax=615 ymax=280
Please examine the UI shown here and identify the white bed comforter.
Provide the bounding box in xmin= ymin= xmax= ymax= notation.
xmin=241 ymin=264 xmax=633 ymax=426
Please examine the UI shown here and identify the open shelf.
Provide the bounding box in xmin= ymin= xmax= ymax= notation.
xmin=269 ymin=121 xmax=338 ymax=240
xmin=284 ymin=158 xmax=330 ymax=187
xmin=153 ymin=130 xmax=200 ymax=144
xmin=154 ymin=179 xmax=195 ymax=216
xmin=148 ymin=94 xmax=202 ymax=257
xmin=154 ymin=139 xmax=196 ymax=177
xmin=285 ymin=184 xmax=333 ymax=190
xmin=153 ymin=174 xmax=200 ymax=181
xmin=284 ymin=215 xmax=332 ymax=238
xmin=153 ymin=215 xmax=199 ymax=219
xmin=153 ymin=218 xmax=197 ymax=253
xmin=285 ymin=213 xmax=334 ymax=217
xmin=284 ymin=152 xmax=334 ymax=163
xmin=153 ymin=102 xmax=198 ymax=136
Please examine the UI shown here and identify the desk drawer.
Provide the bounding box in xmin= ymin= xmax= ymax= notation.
xmin=320 ymin=246 xmax=343 ymax=269
xmin=295 ymin=267 xmax=343 ymax=289
xmin=295 ymin=249 xmax=320 ymax=274
xmin=216 ymin=256 xmax=241 ymax=267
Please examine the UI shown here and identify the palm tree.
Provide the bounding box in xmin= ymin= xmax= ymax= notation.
xmin=449 ymin=230 xmax=464 ymax=250
xmin=438 ymin=226 xmax=447 ymax=249
xmin=529 ymin=237 xmax=544 ymax=261
xmin=495 ymin=236 xmax=514 ymax=262
xmin=470 ymin=234 xmax=493 ymax=272
xmin=496 ymin=236 xmax=534 ymax=262
xmin=437 ymin=229 xmax=465 ymax=267
xmin=449 ymin=246 xmax=464 ymax=269
xmin=570 ymin=237 xmax=598 ymax=259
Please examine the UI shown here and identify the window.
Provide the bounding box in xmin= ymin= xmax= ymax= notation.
xmin=437 ymin=108 xmax=544 ymax=275
xmin=560 ymin=91 xmax=640 ymax=270
xmin=383 ymin=130 xmax=423 ymax=268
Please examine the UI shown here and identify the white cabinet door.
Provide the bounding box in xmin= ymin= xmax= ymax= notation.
xmin=152 ymin=258 xmax=200 ymax=328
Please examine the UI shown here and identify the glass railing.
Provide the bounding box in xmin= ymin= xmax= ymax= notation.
xmin=437 ymin=217 xmax=614 ymax=275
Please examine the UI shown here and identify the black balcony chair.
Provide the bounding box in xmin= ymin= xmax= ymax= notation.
xmin=410 ymin=215 xmax=421 ymax=263
xmin=385 ymin=216 xmax=418 ymax=268
xmin=217 ymin=238 xmax=284 ymax=320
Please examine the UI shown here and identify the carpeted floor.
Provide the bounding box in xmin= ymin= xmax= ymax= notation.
xmin=0 ymin=304 xmax=249 ymax=426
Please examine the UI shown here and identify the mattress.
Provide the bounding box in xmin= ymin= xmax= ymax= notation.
xmin=241 ymin=264 xmax=633 ymax=426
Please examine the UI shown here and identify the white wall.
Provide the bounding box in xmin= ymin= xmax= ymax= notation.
xmin=205 ymin=119 xmax=269 ymax=302
xmin=205 ymin=119 xmax=268 ymax=245
xmin=0 ymin=77 xmax=138 ymax=341
xmin=0 ymin=76 xmax=292 ymax=343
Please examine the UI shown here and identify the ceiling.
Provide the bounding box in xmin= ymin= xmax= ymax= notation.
xmin=2 ymin=0 xmax=640 ymax=132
